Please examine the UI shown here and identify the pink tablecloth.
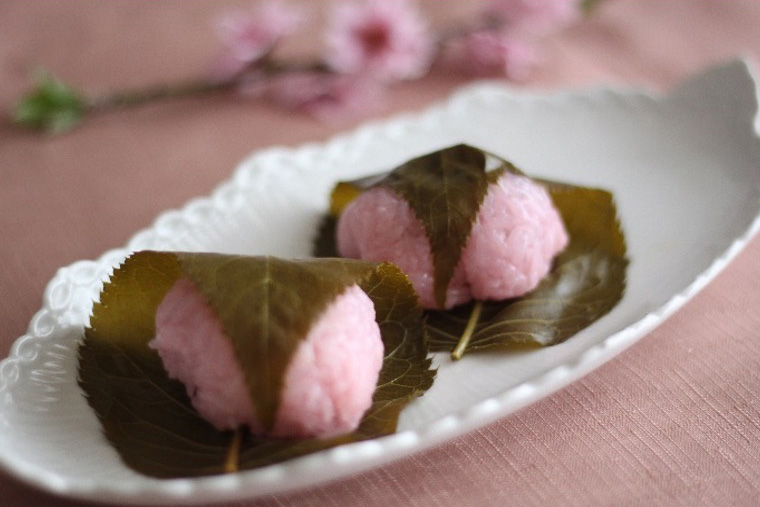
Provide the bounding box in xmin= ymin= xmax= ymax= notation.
xmin=2 ymin=1 xmax=760 ymax=505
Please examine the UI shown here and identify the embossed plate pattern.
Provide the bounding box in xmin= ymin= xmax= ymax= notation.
xmin=1 ymin=60 xmax=760 ymax=504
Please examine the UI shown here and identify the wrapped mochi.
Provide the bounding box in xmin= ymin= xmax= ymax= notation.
xmin=78 ymin=251 xmax=434 ymax=477
xmin=320 ymin=144 xmax=627 ymax=360
xmin=333 ymin=144 xmax=568 ymax=309
xmin=150 ymin=279 xmax=382 ymax=438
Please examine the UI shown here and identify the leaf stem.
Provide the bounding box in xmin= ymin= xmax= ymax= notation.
xmin=224 ymin=426 xmax=244 ymax=474
xmin=451 ymin=300 xmax=483 ymax=360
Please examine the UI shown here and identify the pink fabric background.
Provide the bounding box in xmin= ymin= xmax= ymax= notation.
xmin=2 ymin=1 xmax=760 ymax=505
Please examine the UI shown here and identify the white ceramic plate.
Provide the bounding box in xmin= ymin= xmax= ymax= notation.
xmin=2 ymin=59 xmax=760 ymax=505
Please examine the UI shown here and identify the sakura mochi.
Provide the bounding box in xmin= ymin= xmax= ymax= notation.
xmin=150 ymin=280 xmax=383 ymax=439
xmin=80 ymin=252 xmax=434 ymax=477
xmin=335 ymin=146 xmax=569 ymax=309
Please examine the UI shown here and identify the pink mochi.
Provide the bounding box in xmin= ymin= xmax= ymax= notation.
xmin=149 ymin=279 xmax=383 ymax=439
xmin=336 ymin=171 xmax=569 ymax=309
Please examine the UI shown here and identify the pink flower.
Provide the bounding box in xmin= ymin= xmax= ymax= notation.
xmin=324 ymin=0 xmax=434 ymax=82
xmin=485 ymin=0 xmax=581 ymax=36
xmin=211 ymin=2 xmax=305 ymax=80
xmin=267 ymin=72 xmax=385 ymax=123
xmin=445 ymin=31 xmax=537 ymax=80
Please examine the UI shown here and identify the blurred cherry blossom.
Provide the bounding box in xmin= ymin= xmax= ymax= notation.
xmin=211 ymin=1 xmax=306 ymax=80
xmin=444 ymin=31 xmax=537 ymax=80
xmin=266 ymin=72 xmax=385 ymax=123
xmin=485 ymin=0 xmax=581 ymax=36
xmin=324 ymin=0 xmax=434 ymax=82
xmin=14 ymin=0 xmax=598 ymax=133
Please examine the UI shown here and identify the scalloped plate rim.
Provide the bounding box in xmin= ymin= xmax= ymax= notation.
xmin=1 ymin=58 xmax=760 ymax=505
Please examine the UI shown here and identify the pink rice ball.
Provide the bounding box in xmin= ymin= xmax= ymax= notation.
xmin=149 ymin=279 xmax=383 ymax=439
xmin=336 ymin=172 xmax=569 ymax=309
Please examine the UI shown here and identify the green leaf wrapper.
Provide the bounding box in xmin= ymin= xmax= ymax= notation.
xmin=379 ymin=145 xmax=519 ymax=307
xmin=78 ymin=251 xmax=434 ymax=478
xmin=315 ymin=144 xmax=628 ymax=356
xmin=426 ymin=182 xmax=627 ymax=352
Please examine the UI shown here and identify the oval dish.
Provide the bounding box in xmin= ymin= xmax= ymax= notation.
xmin=1 ymin=59 xmax=760 ymax=504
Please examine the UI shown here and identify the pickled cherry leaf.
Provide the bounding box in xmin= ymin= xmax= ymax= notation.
xmin=327 ymin=144 xmax=522 ymax=308
xmin=78 ymin=252 xmax=434 ymax=478
xmin=381 ymin=145 xmax=518 ymax=307
xmin=178 ymin=254 xmax=381 ymax=430
xmin=418 ymin=183 xmax=627 ymax=353
xmin=316 ymin=145 xmax=628 ymax=357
